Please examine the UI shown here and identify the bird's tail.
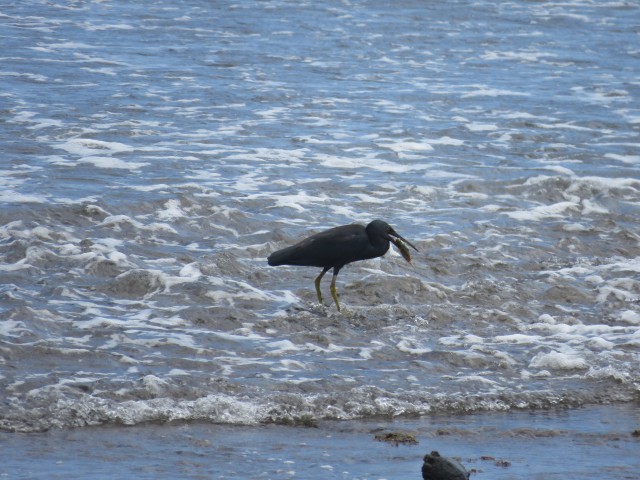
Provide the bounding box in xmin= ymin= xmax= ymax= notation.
xmin=267 ymin=246 xmax=293 ymax=266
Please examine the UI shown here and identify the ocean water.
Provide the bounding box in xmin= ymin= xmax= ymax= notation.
xmin=1 ymin=0 xmax=639 ymax=476
xmin=3 ymin=404 xmax=639 ymax=479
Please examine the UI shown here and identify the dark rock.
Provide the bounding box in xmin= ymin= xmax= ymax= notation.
xmin=374 ymin=431 xmax=418 ymax=446
xmin=422 ymin=451 xmax=470 ymax=480
xmin=481 ymin=455 xmax=511 ymax=468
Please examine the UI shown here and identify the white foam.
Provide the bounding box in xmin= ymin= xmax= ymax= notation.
xmin=562 ymin=223 xmax=590 ymax=232
xmin=461 ymin=85 xmax=529 ymax=98
xmin=409 ymin=185 xmax=437 ymax=197
xmin=0 ymin=320 xmax=29 ymax=337
xmin=157 ymin=199 xmax=187 ymax=220
xmin=79 ymin=156 xmax=148 ymax=170
xmin=585 ymin=275 xmax=604 ymax=285
xmin=481 ymin=50 xmax=556 ymax=63
xmin=505 ymin=201 xmax=578 ymax=221
xmin=205 ymin=279 xmax=289 ymax=306
xmin=142 ymin=375 xmax=170 ymax=395
xmin=28 ymin=117 xmax=64 ymax=130
xmin=377 ymin=140 xmax=434 ymax=153
xmin=480 ymin=204 xmax=502 ymax=213
xmin=396 ymin=339 xmax=431 ymax=355
xmin=57 ymin=138 xmax=134 ymax=156
xmin=106 ymin=251 xmax=131 ymax=267
xmin=494 ymin=334 xmax=540 ymax=344
xmin=619 ymin=310 xmax=640 ymax=325
xmin=581 ymin=199 xmax=609 ymax=215
xmin=316 ymin=152 xmax=432 ymax=173
xmin=267 ymin=340 xmax=303 ymax=355
xmin=529 ymin=351 xmax=588 ymax=370
xmin=277 ymin=360 xmax=308 ymax=372
xmin=454 ymin=375 xmax=499 ymax=385
xmin=256 ymin=106 xmax=289 ymax=119
xmin=597 ymin=284 xmax=639 ymax=303
xmin=81 ymin=67 xmax=117 ymax=76
xmin=537 ymin=314 xmax=556 ymax=325
xmin=462 ymin=334 xmax=484 ymax=344
xmin=605 ymin=153 xmax=640 ymax=164
xmin=543 ymin=165 xmax=575 ymax=176
xmin=438 ymin=336 xmax=463 ymax=347
xmin=466 ymin=122 xmax=498 ymax=132
xmin=430 ymin=136 xmax=465 ymax=146
xmin=347 ymin=193 xmax=386 ymax=204
xmin=78 ymin=316 xmax=131 ymax=330
xmin=178 ymin=263 xmax=202 ymax=279
xmin=99 ymin=215 xmax=141 ymax=228
xmin=1 ymin=71 xmax=48 ymax=82
xmin=273 ymin=192 xmax=328 ymax=212
xmin=520 ymin=174 xmax=640 ymax=193
xmin=606 ymin=257 xmax=640 ymax=273
xmin=571 ymin=86 xmax=629 ymax=104
xmin=570 ymin=176 xmax=640 ymax=192
xmin=98 ymin=215 xmax=177 ymax=234
xmin=587 ymin=337 xmax=615 ymax=350
xmin=0 ymin=189 xmax=48 ymax=204
xmin=37 ymin=41 xmax=94 ymax=51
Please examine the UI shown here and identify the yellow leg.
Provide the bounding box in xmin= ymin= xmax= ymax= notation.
xmin=330 ymin=273 xmax=341 ymax=312
xmin=314 ymin=267 xmax=330 ymax=305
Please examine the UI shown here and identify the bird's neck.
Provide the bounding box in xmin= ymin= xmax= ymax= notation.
xmin=364 ymin=238 xmax=390 ymax=259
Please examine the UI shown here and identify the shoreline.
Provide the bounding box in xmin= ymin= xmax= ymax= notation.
xmin=3 ymin=403 xmax=638 ymax=479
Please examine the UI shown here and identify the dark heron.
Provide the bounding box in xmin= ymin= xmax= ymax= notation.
xmin=267 ymin=219 xmax=418 ymax=311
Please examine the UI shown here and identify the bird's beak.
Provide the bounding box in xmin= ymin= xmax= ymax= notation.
xmin=388 ymin=229 xmax=418 ymax=263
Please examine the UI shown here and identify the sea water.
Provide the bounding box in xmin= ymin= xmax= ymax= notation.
xmin=1 ymin=0 xmax=639 ymax=477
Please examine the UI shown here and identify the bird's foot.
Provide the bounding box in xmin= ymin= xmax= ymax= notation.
xmin=309 ymin=302 xmax=329 ymax=316
xmin=338 ymin=306 xmax=367 ymax=323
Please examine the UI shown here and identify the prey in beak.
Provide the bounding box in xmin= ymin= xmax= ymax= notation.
xmin=387 ymin=228 xmax=419 ymax=263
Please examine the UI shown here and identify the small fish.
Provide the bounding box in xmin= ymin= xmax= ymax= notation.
xmin=392 ymin=237 xmax=413 ymax=263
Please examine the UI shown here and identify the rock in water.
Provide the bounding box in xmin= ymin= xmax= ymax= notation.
xmin=422 ymin=451 xmax=470 ymax=480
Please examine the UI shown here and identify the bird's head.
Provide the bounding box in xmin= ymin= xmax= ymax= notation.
xmin=369 ymin=220 xmax=419 ymax=263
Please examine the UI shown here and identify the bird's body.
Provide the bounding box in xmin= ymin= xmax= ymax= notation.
xmin=267 ymin=223 xmax=390 ymax=269
xmin=268 ymin=219 xmax=418 ymax=311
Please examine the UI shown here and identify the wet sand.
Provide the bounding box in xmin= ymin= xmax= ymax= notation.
xmin=3 ymin=403 xmax=638 ymax=479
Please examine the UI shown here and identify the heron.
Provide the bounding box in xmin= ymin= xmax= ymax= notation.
xmin=267 ymin=219 xmax=418 ymax=311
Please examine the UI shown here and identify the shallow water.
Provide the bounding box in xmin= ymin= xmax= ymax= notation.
xmin=1 ymin=0 xmax=639 ymax=446
xmin=3 ymin=404 xmax=640 ymax=479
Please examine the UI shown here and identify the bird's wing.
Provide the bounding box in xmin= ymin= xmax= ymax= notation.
xmin=268 ymin=224 xmax=368 ymax=268
xmin=299 ymin=224 xmax=367 ymax=266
